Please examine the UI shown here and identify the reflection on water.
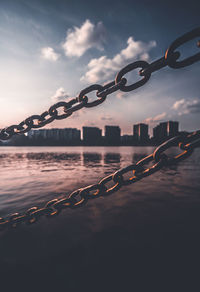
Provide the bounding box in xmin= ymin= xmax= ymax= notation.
xmin=0 ymin=146 xmax=199 ymax=216
xmin=83 ymin=153 xmax=102 ymax=166
xmin=104 ymin=153 xmax=121 ymax=164
xmin=26 ymin=152 xmax=81 ymax=162
xmin=132 ymin=152 xmax=148 ymax=163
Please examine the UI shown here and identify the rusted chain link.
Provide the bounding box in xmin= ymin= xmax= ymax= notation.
xmin=0 ymin=27 xmax=199 ymax=141
xmin=0 ymin=130 xmax=199 ymax=230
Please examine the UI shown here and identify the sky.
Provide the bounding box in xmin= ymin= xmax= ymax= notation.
xmin=0 ymin=0 xmax=199 ymax=135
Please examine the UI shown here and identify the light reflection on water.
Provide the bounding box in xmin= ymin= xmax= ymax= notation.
xmin=0 ymin=146 xmax=199 ymax=216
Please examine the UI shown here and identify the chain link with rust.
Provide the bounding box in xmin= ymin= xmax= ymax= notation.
xmin=0 ymin=27 xmax=199 ymax=141
xmin=0 ymin=130 xmax=199 ymax=230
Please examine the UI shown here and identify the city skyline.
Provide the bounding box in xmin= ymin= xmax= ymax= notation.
xmin=27 ymin=119 xmax=180 ymax=138
xmin=1 ymin=119 xmax=184 ymax=146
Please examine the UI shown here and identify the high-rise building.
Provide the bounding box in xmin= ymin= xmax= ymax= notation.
xmin=27 ymin=128 xmax=80 ymax=144
xmin=153 ymin=121 xmax=179 ymax=144
xmin=59 ymin=128 xmax=80 ymax=143
xmin=105 ymin=125 xmax=121 ymax=145
xmin=82 ymin=127 xmax=102 ymax=145
xmin=153 ymin=122 xmax=168 ymax=143
xmin=121 ymin=135 xmax=133 ymax=145
xmin=168 ymin=121 xmax=179 ymax=137
xmin=133 ymin=123 xmax=149 ymax=143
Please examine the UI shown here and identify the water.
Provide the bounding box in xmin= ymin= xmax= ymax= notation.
xmin=0 ymin=146 xmax=199 ymax=215
xmin=0 ymin=146 xmax=200 ymax=290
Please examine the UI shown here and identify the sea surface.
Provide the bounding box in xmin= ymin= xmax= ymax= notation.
xmin=0 ymin=146 xmax=200 ymax=290
xmin=0 ymin=146 xmax=199 ymax=215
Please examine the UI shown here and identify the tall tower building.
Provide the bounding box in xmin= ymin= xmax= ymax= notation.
xmin=153 ymin=121 xmax=179 ymax=144
xmin=167 ymin=121 xmax=179 ymax=137
xmin=133 ymin=123 xmax=149 ymax=143
xmin=153 ymin=122 xmax=168 ymax=144
xmin=83 ymin=127 xmax=102 ymax=145
xmin=105 ymin=126 xmax=121 ymax=145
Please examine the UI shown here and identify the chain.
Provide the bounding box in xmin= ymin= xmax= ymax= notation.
xmin=0 ymin=27 xmax=200 ymax=230
xmin=0 ymin=27 xmax=199 ymax=140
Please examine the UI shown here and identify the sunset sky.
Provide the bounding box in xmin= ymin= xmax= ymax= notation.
xmin=0 ymin=0 xmax=199 ymax=135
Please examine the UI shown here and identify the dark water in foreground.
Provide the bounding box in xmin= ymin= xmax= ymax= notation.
xmin=0 ymin=146 xmax=200 ymax=291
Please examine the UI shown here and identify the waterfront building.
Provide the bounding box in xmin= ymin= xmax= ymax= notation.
xmin=133 ymin=123 xmax=149 ymax=144
xmin=82 ymin=127 xmax=102 ymax=145
xmin=121 ymin=135 xmax=133 ymax=145
xmin=153 ymin=121 xmax=179 ymax=144
xmin=27 ymin=128 xmax=80 ymax=145
xmin=167 ymin=121 xmax=179 ymax=137
xmin=105 ymin=125 xmax=121 ymax=145
xmin=153 ymin=122 xmax=168 ymax=144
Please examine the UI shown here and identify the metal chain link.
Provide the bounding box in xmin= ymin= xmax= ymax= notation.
xmin=0 ymin=27 xmax=199 ymax=140
xmin=0 ymin=27 xmax=200 ymax=230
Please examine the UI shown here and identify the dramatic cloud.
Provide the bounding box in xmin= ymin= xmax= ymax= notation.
xmin=172 ymin=98 xmax=200 ymax=115
xmin=144 ymin=112 xmax=167 ymax=125
xmin=51 ymin=87 xmax=70 ymax=103
xmin=81 ymin=37 xmax=156 ymax=83
xmin=41 ymin=47 xmax=60 ymax=61
xmin=63 ymin=19 xmax=106 ymax=57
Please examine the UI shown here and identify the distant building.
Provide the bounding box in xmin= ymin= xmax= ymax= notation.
xmin=133 ymin=123 xmax=149 ymax=144
xmin=105 ymin=125 xmax=121 ymax=145
xmin=59 ymin=128 xmax=81 ymax=143
xmin=153 ymin=121 xmax=179 ymax=144
xmin=121 ymin=135 xmax=133 ymax=145
xmin=168 ymin=121 xmax=179 ymax=137
xmin=153 ymin=122 xmax=168 ymax=143
xmin=0 ymin=132 xmax=27 ymax=146
xmin=27 ymin=128 xmax=80 ymax=145
xmin=82 ymin=127 xmax=102 ymax=145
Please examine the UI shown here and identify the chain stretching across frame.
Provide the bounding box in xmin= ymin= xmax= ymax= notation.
xmin=0 ymin=27 xmax=199 ymax=230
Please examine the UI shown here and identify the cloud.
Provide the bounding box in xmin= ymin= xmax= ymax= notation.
xmin=62 ymin=19 xmax=106 ymax=57
xmin=83 ymin=120 xmax=96 ymax=127
xmin=51 ymin=87 xmax=70 ymax=103
xmin=81 ymin=37 xmax=156 ymax=83
xmin=41 ymin=47 xmax=60 ymax=61
xmin=116 ymin=91 xmax=127 ymax=99
xmin=172 ymin=99 xmax=185 ymax=111
xmin=172 ymin=98 xmax=200 ymax=115
xmin=144 ymin=112 xmax=167 ymax=125
xmin=100 ymin=115 xmax=113 ymax=121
